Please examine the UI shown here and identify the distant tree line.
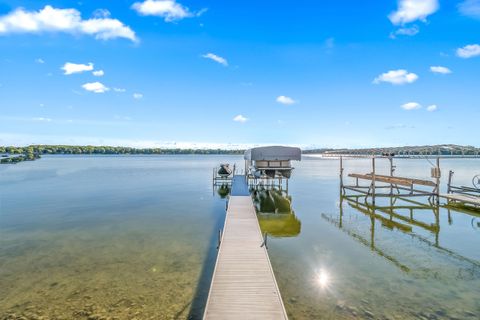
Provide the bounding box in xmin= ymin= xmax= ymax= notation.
xmin=4 ymin=144 xmax=478 ymax=164
xmin=0 ymin=145 xmax=245 ymax=161
xmin=303 ymin=144 xmax=480 ymax=156
xmin=0 ymin=146 xmax=40 ymax=163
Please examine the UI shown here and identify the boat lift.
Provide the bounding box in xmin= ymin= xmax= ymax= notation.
xmin=244 ymin=146 xmax=301 ymax=190
xmin=340 ymin=156 xmax=441 ymax=206
xmin=212 ymin=146 xmax=302 ymax=192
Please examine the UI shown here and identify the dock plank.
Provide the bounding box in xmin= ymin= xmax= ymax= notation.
xmin=348 ymin=173 xmax=436 ymax=187
xmin=441 ymin=193 xmax=480 ymax=207
xmin=204 ymin=176 xmax=287 ymax=319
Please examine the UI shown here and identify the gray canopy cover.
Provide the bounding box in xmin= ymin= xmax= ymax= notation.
xmin=244 ymin=146 xmax=302 ymax=161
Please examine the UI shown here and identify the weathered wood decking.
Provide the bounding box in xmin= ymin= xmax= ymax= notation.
xmin=348 ymin=173 xmax=436 ymax=187
xmin=204 ymin=176 xmax=287 ymax=320
xmin=441 ymin=193 xmax=480 ymax=207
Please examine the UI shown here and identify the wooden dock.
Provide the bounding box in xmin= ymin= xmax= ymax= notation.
xmin=441 ymin=193 xmax=480 ymax=207
xmin=204 ymin=175 xmax=288 ymax=320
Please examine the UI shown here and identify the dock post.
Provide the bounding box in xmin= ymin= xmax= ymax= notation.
xmin=340 ymin=156 xmax=344 ymax=195
xmin=447 ymin=170 xmax=454 ymax=194
xmin=372 ymin=156 xmax=376 ymax=205
xmin=434 ymin=205 xmax=440 ymax=246
xmin=389 ymin=156 xmax=394 ymax=195
xmin=217 ymin=229 xmax=222 ymax=249
xmin=435 ymin=157 xmax=441 ymax=205
xmin=260 ymin=232 xmax=268 ymax=249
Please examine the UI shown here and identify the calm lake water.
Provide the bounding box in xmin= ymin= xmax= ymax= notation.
xmin=1 ymin=155 xmax=479 ymax=319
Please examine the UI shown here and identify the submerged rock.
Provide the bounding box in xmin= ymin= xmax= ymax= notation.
xmin=346 ymin=305 xmax=358 ymax=316
xmin=363 ymin=310 xmax=374 ymax=318
xmin=335 ymin=301 xmax=346 ymax=310
xmin=463 ymin=310 xmax=477 ymax=317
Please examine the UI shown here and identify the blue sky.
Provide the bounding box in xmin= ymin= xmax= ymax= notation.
xmin=0 ymin=0 xmax=479 ymax=149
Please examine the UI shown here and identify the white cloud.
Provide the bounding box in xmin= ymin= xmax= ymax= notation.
xmin=82 ymin=82 xmax=109 ymax=93
xmin=373 ymin=69 xmax=418 ymax=85
xmin=233 ymin=114 xmax=248 ymax=123
xmin=0 ymin=5 xmax=137 ymax=42
xmin=62 ymin=62 xmax=94 ymax=75
xmin=202 ymin=53 xmax=228 ymax=66
xmin=133 ymin=93 xmax=143 ymax=99
xmin=132 ymin=0 xmax=204 ymax=22
xmin=389 ymin=0 xmax=439 ymax=25
xmin=113 ymin=88 xmax=126 ymax=92
xmin=35 ymin=58 xmax=45 ymax=64
xmin=276 ymin=95 xmax=296 ymax=105
xmin=92 ymin=9 xmax=111 ymax=19
xmin=32 ymin=117 xmax=52 ymax=122
xmin=427 ymin=104 xmax=438 ymax=111
xmin=92 ymin=70 xmax=104 ymax=76
xmin=390 ymin=25 xmax=419 ymax=38
xmin=459 ymin=0 xmax=480 ymax=18
xmin=430 ymin=66 xmax=452 ymax=74
xmin=456 ymin=44 xmax=480 ymax=58
xmin=401 ymin=102 xmax=422 ymax=110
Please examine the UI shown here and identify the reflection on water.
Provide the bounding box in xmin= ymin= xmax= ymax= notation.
xmin=322 ymin=195 xmax=480 ymax=274
xmin=251 ymin=188 xmax=301 ymax=238
xmin=338 ymin=196 xmax=480 ymax=274
xmin=315 ymin=268 xmax=331 ymax=289
xmin=216 ymin=183 xmax=230 ymax=199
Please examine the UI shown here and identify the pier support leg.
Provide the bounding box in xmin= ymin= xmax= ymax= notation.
xmin=447 ymin=170 xmax=454 ymax=194
xmin=389 ymin=157 xmax=394 ymax=195
xmin=340 ymin=156 xmax=344 ymax=196
xmin=435 ymin=157 xmax=441 ymax=206
xmin=372 ymin=157 xmax=376 ymax=205
xmin=434 ymin=205 xmax=440 ymax=246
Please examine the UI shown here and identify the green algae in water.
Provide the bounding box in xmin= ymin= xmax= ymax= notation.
xmin=253 ymin=188 xmax=302 ymax=238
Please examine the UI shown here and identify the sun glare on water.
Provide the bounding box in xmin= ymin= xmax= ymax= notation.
xmin=316 ymin=268 xmax=330 ymax=289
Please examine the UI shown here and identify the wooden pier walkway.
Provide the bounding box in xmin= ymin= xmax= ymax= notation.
xmin=204 ymin=175 xmax=288 ymax=320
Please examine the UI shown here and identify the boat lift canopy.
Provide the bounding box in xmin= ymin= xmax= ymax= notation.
xmin=244 ymin=146 xmax=302 ymax=161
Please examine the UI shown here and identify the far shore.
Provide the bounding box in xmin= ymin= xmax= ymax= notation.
xmin=1 ymin=144 xmax=480 ymax=165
